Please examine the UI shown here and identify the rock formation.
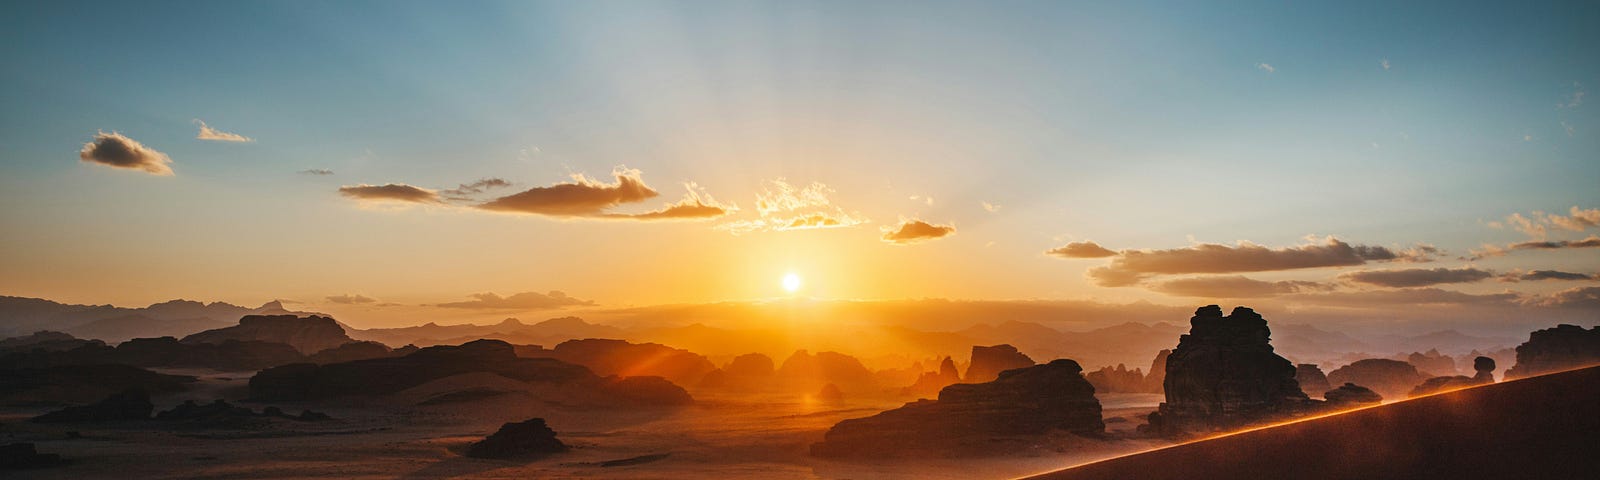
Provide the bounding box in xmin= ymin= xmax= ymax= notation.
xmin=1141 ymin=306 xmax=1312 ymax=437
xmin=810 ymin=359 xmax=1103 ymax=458
xmin=1085 ymin=363 xmax=1146 ymax=393
xmin=154 ymin=399 xmax=331 ymax=426
xmin=1144 ymin=349 xmax=1170 ymax=393
xmin=964 ymin=344 xmax=1035 ymax=383
xmin=901 ymin=356 xmax=961 ymax=398
xmin=1473 ymin=356 xmax=1496 ymax=383
xmin=776 ymin=350 xmax=877 ymax=393
xmin=816 ymin=383 xmax=844 ymax=403
xmin=182 ymin=315 xmax=355 ymax=355
xmin=0 ymin=364 xmax=194 ymax=406
xmin=1295 ymin=364 xmax=1331 ymax=399
xmin=466 ymin=418 xmax=568 ymax=459
xmin=304 ymin=341 xmax=401 ymax=364
xmin=31 ymin=389 xmax=153 ymax=423
xmin=1323 ymin=383 xmax=1382 ymax=407
xmin=0 ymin=331 xmax=103 ymax=353
xmin=1409 ymin=357 xmax=1498 ymax=397
xmin=1505 ymin=324 xmax=1600 ymax=379
xmin=0 ymin=443 xmax=66 ymax=470
xmin=1326 ymin=359 xmax=1426 ymax=400
xmin=529 ymin=338 xmax=716 ymax=386
xmin=248 ymin=339 xmax=691 ymax=406
xmin=1405 ymin=349 xmax=1458 ymax=377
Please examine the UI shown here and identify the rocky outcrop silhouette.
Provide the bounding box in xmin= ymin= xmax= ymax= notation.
xmin=182 ymin=315 xmax=354 ymax=355
xmin=1326 ymin=359 xmax=1426 ymax=400
xmin=31 ymin=389 xmax=153 ymax=423
xmin=1141 ymin=306 xmax=1311 ymax=437
xmin=816 ymin=383 xmax=845 ymax=403
xmin=304 ymin=341 xmax=402 ymax=364
xmin=776 ymin=350 xmax=877 ymax=393
xmin=466 ymin=418 xmax=568 ymax=459
xmin=701 ymin=352 xmax=777 ymax=390
xmin=1472 ymin=356 xmax=1496 ymax=383
xmin=0 ymin=364 xmax=194 ymax=406
xmin=0 ymin=336 xmax=304 ymax=371
xmin=154 ymin=399 xmax=332 ymax=427
xmin=528 ymin=338 xmax=716 ymax=386
xmin=1505 ymin=324 xmax=1600 ymax=379
xmin=1295 ymin=364 xmax=1331 ymax=399
xmin=248 ymin=339 xmax=691 ymax=406
xmin=1406 ymin=349 xmax=1458 ymax=376
xmin=0 ymin=443 xmax=66 ymax=470
xmin=1144 ymin=349 xmax=1170 ymax=393
xmin=0 ymin=331 xmax=103 ymax=353
xmin=901 ymin=356 xmax=961 ymax=398
xmin=1086 ymin=363 xmax=1146 ymax=393
xmin=964 ymin=344 xmax=1035 ymax=383
xmin=1323 ymin=383 xmax=1382 ymax=407
xmin=810 ymin=359 xmax=1103 ymax=458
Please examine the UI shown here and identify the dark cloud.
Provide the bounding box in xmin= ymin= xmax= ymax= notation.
xmin=613 ymin=197 xmax=733 ymax=220
xmin=1339 ymin=267 xmax=1495 ymax=288
xmin=1506 ymin=270 xmax=1597 ymax=282
xmin=1046 ymin=241 xmax=1117 ymax=259
xmin=1508 ymin=236 xmax=1600 ymax=250
xmin=325 ymin=294 xmax=377 ymax=304
xmin=299 ymin=169 xmax=335 ymax=175
xmin=478 ymin=168 xmax=658 ymax=216
xmin=435 ymin=291 xmax=596 ymax=310
xmin=1148 ymin=275 xmax=1329 ymax=298
xmin=78 ymin=131 xmax=173 ymax=175
xmin=440 ymin=178 xmax=512 ymax=199
xmin=1283 ymin=288 xmax=1520 ymax=307
xmin=338 ymin=184 xmax=441 ymax=204
xmin=1086 ymin=237 xmax=1402 ymax=286
xmin=881 ymin=219 xmax=956 ymax=245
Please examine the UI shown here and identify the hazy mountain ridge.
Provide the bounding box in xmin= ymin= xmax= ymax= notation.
xmin=0 ymin=296 xmax=320 ymax=341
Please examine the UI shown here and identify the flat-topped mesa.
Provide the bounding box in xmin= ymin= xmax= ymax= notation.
xmin=1505 ymin=324 xmax=1600 ymax=379
xmin=965 ymin=344 xmax=1035 ymax=383
xmin=1142 ymin=305 xmax=1312 ymax=437
xmin=181 ymin=315 xmax=354 ymax=355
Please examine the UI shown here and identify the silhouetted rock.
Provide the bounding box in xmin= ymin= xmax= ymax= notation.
xmin=1505 ymin=324 xmax=1600 ymax=379
xmin=1295 ymin=364 xmax=1331 ymax=399
xmin=0 ymin=364 xmax=194 ymax=406
xmin=1473 ymin=356 xmax=1496 ymax=383
xmin=0 ymin=331 xmax=103 ymax=353
xmin=182 ymin=315 xmax=354 ymax=355
xmin=964 ymin=344 xmax=1035 ymax=383
xmin=1142 ymin=306 xmax=1312 ymax=437
xmin=0 ymin=443 xmax=66 ymax=470
xmin=156 ymin=399 xmax=258 ymax=422
xmin=816 ymin=383 xmax=844 ymax=403
xmin=0 ymin=336 xmax=305 ymax=371
xmin=776 ymin=350 xmax=877 ymax=393
xmin=1323 ymin=383 xmax=1382 ymax=407
xmin=1326 ymin=359 xmax=1426 ymax=400
xmin=810 ymin=359 xmax=1103 ymax=458
xmin=1407 ymin=375 xmax=1483 ymax=397
xmin=248 ymin=339 xmax=690 ymax=406
xmin=530 ymin=338 xmax=716 ymax=386
xmin=725 ymin=353 xmax=776 ymax=377
xmin=1086 ymin=363 xmax=1146 ymax=393
xmin=31 ymin=389 xmax=153 ymax=423
xmin=1406 ymin=349 xmax=1458 ymax=377
xmin=1144 ymin=349 xmax=1170 ymax=393
xmin=901 ymin=356 xmax=961 ymax=398
xmin=466 ymin=418 xmax=568 ymax=459
xmin=305 ymin=341 xmax=398 ymax=364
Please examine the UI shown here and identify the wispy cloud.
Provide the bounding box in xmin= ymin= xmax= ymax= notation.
xmin=1084 ymin=236 xmax=1410 ymax=287
xmin=1046 ymin=241 xmax=1117 ymax=259
xmin=1256 ymin=63 xmax=1276 ymax=73
xmin=299 ymin=169 xmax=334 ymax=175
xmin=78 ymin=131 xmax=173 ymax=176
xmin=881 ymin=219 xmax=955 ymax=245
xmin=194 ymin=119 xmax=254 ymax=143
xmin=325 ymin=294 xmax=377 ymax=304
xmin=720 ymin=179 xmax=867 ymax=234
xmin=435 ymin=291 xmax=595 ymax=310
xmin=476 ymin=167 xmax=733 ymax=221
xmin=338 ymin=183 xmax=441 ymax=204
xmin=1381 ymin=58 xmax=1391 ymax=70
xmin=1560 ymin=81 xmax=1585 ymax=108
xmin=1149 ymin=275 xmax=1330 ymax=298
xmin=982 ymin=201 xmax=1001 ymax=213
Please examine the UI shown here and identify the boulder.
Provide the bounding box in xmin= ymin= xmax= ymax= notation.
xmin=182 ymin=315 xmax=354 ymax=355
xmin=466 ymin=418 xmax=568 ymax=459
xmin=810 ymin=359 xmax=1103 ymax=458
xmin=1323 ymin=383 xmax=1382 ymax=407
xmin=1327 ymin=359 xmax=1426 ymax=400
xmin=1142 ymin=306 xmax=1312 ymax=437
xmin=1505 ymin=324 xmax=1600 ymax=379
xmin=1295 ymin=364 xmax=1331 ymax=399
xmin=964 ymin=344 xmax=1035 ymax=383
xmin=31 ymin=389 xmax=153 ymax=423
xmin=1473 ymin=356 xmax=1496 ymax=383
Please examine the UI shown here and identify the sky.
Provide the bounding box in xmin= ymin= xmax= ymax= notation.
xmin=1 ymin=1 xmax=1597 ymax=329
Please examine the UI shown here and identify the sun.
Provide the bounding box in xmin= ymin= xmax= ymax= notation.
xmin=781 ymin=272 xmax=802 ymax=293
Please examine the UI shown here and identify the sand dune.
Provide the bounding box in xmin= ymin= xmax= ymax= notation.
xmin=1024 ymin=365 xmax=1600 ymax=480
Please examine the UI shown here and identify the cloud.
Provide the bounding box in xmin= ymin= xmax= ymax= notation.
xmin=1503 ymin=270 xmax=1597 ymax=282
xmin=338 ymin=183 xmax=441 ymax=204
xmin=1492 ymin=207 xmax=1600 ymax=240
xmin=1475 ymin=235 xmax=1600 ymax=258
xmin=982 ymin=202 xmax=1001 ymax=213
xmin=194 ymin=119 xmax=254 ymax=143
xmin=1339 ymin=267 xmax=1495 ymax=288
xmin=1046 ymin=241 xmax=1118 ymax=259
xmin=1085 ymin=236 xmax=1404 ymax=286
xmin=610 ymin=183 xmax=736 ymax=220
xmin=881 ymin=219 xmax=955 ymax=245
xmin=325 ymin=294 xmax=377 ymax=304
xmin=78 ymin=131 xmax=173 ymax=175
xmin=441 ymin=178 xmax=512 ymax=200
xmin=1560 ymin=81 xmax=1585 ymax=109
xmin=1547 ymin=206 xmax=1600 ymax=232
xmin=1284 ymin=288 xmax=1520 ymax=307
xmin=478 ymin=167 xmax=658 ymax=216
xmin=435 ymin=291 xmax=596 ymax=310
xmin=1530 ymin=286 xmax=1600 ymax=309
xmin=1149 ymin=275 xmax=1329 ymax=298
xmin=1256 ymin=63 xmax=1276 ymax=73
xmin=720 ymin=179 xmax=867 ymax=234
xmin=299 ymin=169 xmax=334 ymax=175
xmin=1381 ymin=58 xmax=1391 ymax=70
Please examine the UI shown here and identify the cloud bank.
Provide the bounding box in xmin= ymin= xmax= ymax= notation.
xmin=1085 ymin=236 xmax=1406 ymax=286
xmin=1339 ymin=267 xmax=1496 ymax=288
xmin=78 ymin=132 xmax=173 ymax=175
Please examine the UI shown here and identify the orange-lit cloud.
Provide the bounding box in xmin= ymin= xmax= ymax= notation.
xmin=435 ymin=291 xmax=595 ymax=309
xmin=338 ymin=183 xmax=441 ymax=204
xmin=1471 ymin=235 xmax=1600 ymax=259
xmin=441 ymin=178 xmax=512 ymax=199
xmin=1149 ymin=275 xmax=1329 ymax=298
xmin=1339 ymin=267 xmax=1495 ymax=288
xmin=1487 ymin=206 xmax=1600 ymax=239
xmin=1529 ymin=286 xmax=1600 ymax=309
xmin=612 ymin=184 xmax=736 ymax=220
xmin=1085 ymin=236 xmax=1406 ymax=286
xmin=881 ymin=219 xmax=955 ymax=245
xmin=476 ymin=168 xmax=734 ymax=220
xmin=720 ymin=179 xmax=867 ymax=234
xmin=78 ymin=131 xmax=173 ymax=175
xmin=194 ymin=119 xmax=254 ymax=143
xmin=1502 ymin=270 xmax=1598 ymax=282
xmin=1046 ymin=241 xmax=1117 ymax=258
xmin=326 ymin=294 xmax=377 ymax=304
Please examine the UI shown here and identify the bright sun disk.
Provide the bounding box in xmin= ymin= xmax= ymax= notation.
xmin=782 ymin=272 xmax=802 ymax=293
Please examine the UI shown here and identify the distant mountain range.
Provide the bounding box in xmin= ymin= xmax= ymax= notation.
xmin=0 ymin=296 xmax=316 ymax=342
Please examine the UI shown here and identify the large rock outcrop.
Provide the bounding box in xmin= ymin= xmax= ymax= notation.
xmin=529 ymin=338 xmax=716 ymax=386
xmin=248 ymin=339 xmax=691 ymax=406
xmin=1326 ymin=359 xmax=1426 ymax=400
xmin=1142 ymin=306 xmax=1312 ymax=437
xmin=466 ymin=418 xmax=568 ymax=459
xmin=1295 ymin=364 xmax=1331 ymax=399
xmin=775 ymin=350 xmax=877 ymax=393
xmin=1086 ymin=363 xmax=1147 ymax=393
xmin=1144 ymin=349 xmax=1170 ymax=393
xmin=0 ymin=336 xmax=304 ymax=371
xmin=1323 ymin=383 xmax=1382 ymax=407
xmin=901 ymin=356 xmax=961 ymax=398
xmin=810 ymin=359 xmax=1103 ymax=458
xmin=964 ymin=344 xmax=1035 ymax=383
xmin=0 ymin=364 xmax=194 ymax=406
xmin=1406 ymin=349 xmax=1458 ymax=377
xmin=0 ymin=331 xmax=103 ymax=353
xmin=1408 ymin=356 xmax=1499 ymax=398
xmin=31 ymin=389 xmax=153 ymax=423
xmin=1505 ymin=324 xmax=1600 ymax=379
xmin=182 ymin=315 xmax=354 ymax=355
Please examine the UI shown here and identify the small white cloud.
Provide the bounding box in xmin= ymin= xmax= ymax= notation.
xmin=982 ymin=201 xmax=1001 ymax=213
xmin=1381 ymin=58 xmax=1391 ymax=70
xmin=1524 ymin=134 xmax=1534 ymax=142
xmin=194 ymin=119 xmax=255 ymax=143
xmin=1563 ymin=121 xmax=1576 ymax=137
xmin=1256 ymin=63 xmax=1276 ymax=74
xmin=1560 ymin=82 xmax=1585 ymax=109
